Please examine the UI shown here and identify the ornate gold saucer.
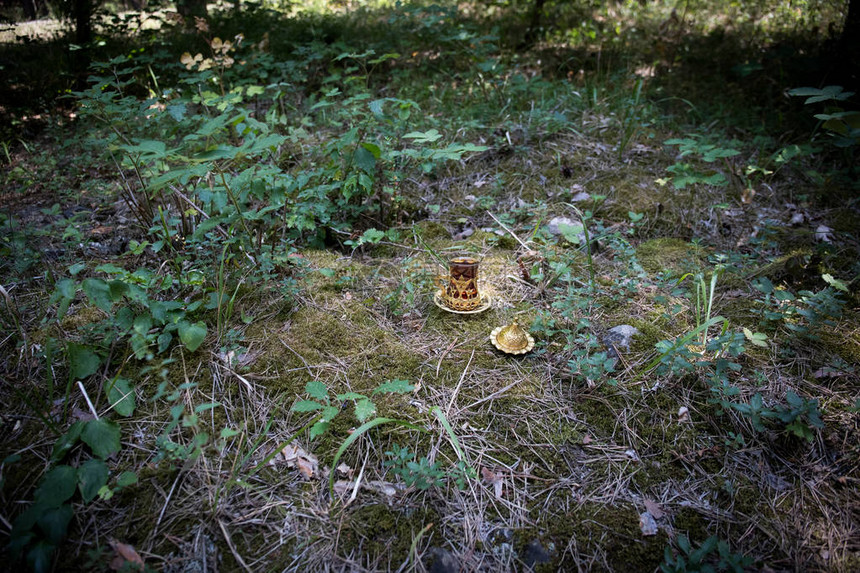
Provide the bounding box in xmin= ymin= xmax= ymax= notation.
xmin=433 ymin=290 xmax=493 ymax=314
xmin=490 ymin=321 xmax=535 ymax=354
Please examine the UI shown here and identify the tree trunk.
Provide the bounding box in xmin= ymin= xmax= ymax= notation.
xmin=74 ymin=0 xmax=92 ymax=45
xmin=837 ymin=0 xmax=859 ymax=88
xmin=524 ymin=0 xmax=546 ymax=47
xmin=176 ymin=0 xmax=207 ymax=20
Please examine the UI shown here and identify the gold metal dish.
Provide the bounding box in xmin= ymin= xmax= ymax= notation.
xmin=433 ymin=290 xmax=493 ymax=314
xmin=490 ymin=321 xmax=535 ymax=355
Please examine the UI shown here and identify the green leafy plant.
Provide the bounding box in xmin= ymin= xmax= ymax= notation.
xmin=8 ymin=415 xmax=129 ymax=572
xmin=661 ymin=534 xmax=752 ymax=573
xmin=788 ymin=85 xmax=859 ymax=149
xmin=384 ymin=443 xmax=446 ymax=490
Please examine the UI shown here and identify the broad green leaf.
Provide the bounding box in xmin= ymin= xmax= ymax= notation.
xmin=81 ymin=419 xmax=121 ymax=460
xmin=67 ymin=343 xmax=101 ymax=380
xmin=291 ymin=400 xmax=323 ymax=412
xmin=81 ymin=278 xmax=113 ymax=312
xmin=26 ymin=541 xmax=56 ymax=573
xmin=56 ymin=278 xmax=76 ymax=299
xmin=107 ymin=377 xmax=136 ymax=417
xmin=178 ymin=321 xmax=207 ymax=352
xmin=37 ymin=505 xmax=73 ymax=544
xmin=360 ymin=228 xmax=385 ymax=244
xmin=558 ymin=222 xmax=584 ymax=245
xmin=194 ymin=402 xmax=221 ymax=413
xmin=742 ymin=327 xmax=768 ymax=347
xmin=822 ymin=273 xmax=849 ymax=292
xmin=35 ymin=465 xmax=78 ymax=507
xmin=305 ymin=380 xmax=328 ymax=401
xmin=360 ymin=141 xmax=381 ymax=159
xmin=353 ymin=145 xmax=376 ymax=175
xmin=77 ymin=459 xmax=109 ymax=503
xmin=116 ymin=471 xmax=138 ymax=487
xmin=373 ymin=379 xmax=415 ymax=395
xmin=354 ymin=398 xmax=376 ymax=423
xmin=403 ymin=128 xmax=442 ymax=143
xmin=51 ymin=421 xmax=84 ymax=462
xmin=309 ymin=420 xmax=330 ymax=439
xmin=167 ymin=103 xmax=186 ymax=121
xmin=133 ymin=314 xmax=152 ymax=336
xmin=321 ymin=405 xmax=340 ymax=422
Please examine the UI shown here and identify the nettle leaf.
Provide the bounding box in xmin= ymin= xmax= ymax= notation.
xmin=321 ymin=405 xmax=340 ymax=422
xmin=67 ymin=343 xmax=101 ymax=380
xmin=354 ymin=398 xmax=376 ymax=423
xmin=291 ymin=400 xmax=323 ymax=412
xmin=353 ymin=145 xmax=377 ymax=175
xmin=37 ymin=505 xmax=73 ymax=545
xmin=305 ymin=380 xmax=328 ymax=401
xmin=309 ymin=420 xmax=330 ymax=439
xmin=81 ymin=419 xmax=121 ymax=460
xmin=107 ymin=377 xmax=136 ymax=417
xmin=178 ymin=321 xmax=207 ymax=352
xmin=373 ymin=379 xmax=415 ymax=395
xmin=35 ymin=465 xmax=78 ymax=507
xmin=77 ymin=459 xmax=109 ymax=503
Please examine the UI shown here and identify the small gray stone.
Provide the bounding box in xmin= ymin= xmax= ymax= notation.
xmin=602 ymin=325 xmax=640 ymax=359
xmin=428 ymin=547 xmax=459 ymax=573
xmin=522 ymin=538 xmax=552 ymax=569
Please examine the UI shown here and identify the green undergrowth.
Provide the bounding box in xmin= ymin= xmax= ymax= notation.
xmin=2 ymin=0 xmax=859 ymax=571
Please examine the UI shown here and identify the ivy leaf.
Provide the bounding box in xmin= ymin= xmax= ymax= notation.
xmin=81 ymin=419 xmax=121 ymax=460
xmin=106 ymin=377 xmax=136 ymax=417
xmin=67 ymin=343 xmax=101 ymax=380
xmin=178 ymin=321 xmax=207 ymax=352
xmin=77 ymin=459 xmax=109 ymax=503
xmin=34 ymin=465 xmax=78 ymax=507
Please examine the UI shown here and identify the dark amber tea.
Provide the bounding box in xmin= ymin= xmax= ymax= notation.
xmin=440 ymin=257 xmax=481 ymax=311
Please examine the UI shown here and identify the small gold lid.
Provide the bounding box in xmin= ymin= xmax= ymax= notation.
xmin=490 ymin=321 xmax=535 ymax=355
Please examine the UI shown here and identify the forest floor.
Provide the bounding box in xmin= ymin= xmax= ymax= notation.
xmin=1 ymin=2 xmax=859 ymax=572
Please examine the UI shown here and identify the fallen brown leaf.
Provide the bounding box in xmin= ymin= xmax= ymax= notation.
xmin=109 ymin=539 xmax=144 ymax=571
xmin=643 ymin=499 xmax=665 ymax=519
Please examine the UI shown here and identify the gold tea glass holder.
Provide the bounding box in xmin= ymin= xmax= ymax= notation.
xmin=433 ymin=256 xmax=492 ymax=314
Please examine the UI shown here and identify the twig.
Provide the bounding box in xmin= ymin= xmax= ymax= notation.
xmin=446 ymin=349 xmax=475 ymax=418
xmin=218 ymin=519 xmax=253 ymax=573
xmin=436 ymin=337 xmax=459 ymax=378
xmin=77 ymin=381 xmax=99 ymax=420
xmin=459 ymin=380 xmax=520 ymax=414
xmin=487 ymin=211 xmax=530 ymax=249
